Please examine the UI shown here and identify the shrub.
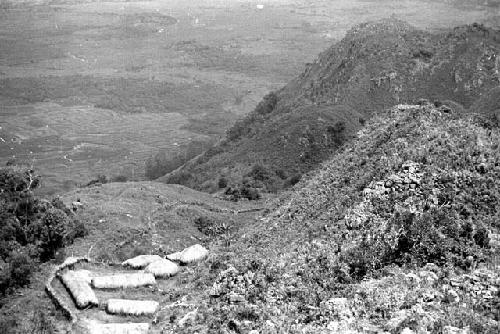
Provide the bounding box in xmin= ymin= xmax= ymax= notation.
xmin=145 ymin=140 xmax=210 ymax=180
xmin=246 ymin=164 xmax=270 ymax=182
xmin=240 ymin=186 xmax=261 ymax=201
xmin=224 ymin=185 xmax=261 ymax=201
xmin=218 ymin=177 xmax=228 ymax=189
xmin=166 ymin=171 xmax=193 ymax=185
xmin=7 ymin=251 xmax=34 ymax=289
xmin=194 ymin=216 xmax=231 ymax=237
xmin=111 ymin=175 xmax=128 ymax=182
xmin=85 ymin=174 xmax=108 ymax=187
xmin=327 ymin=121 xmax=346 ymax=146
xmin=275 ymin=168 xmax=287 ymax=180
xmin=254 ymin=91 xmax=278 ymax=115
xmin=0 ymin=165 xmax=86 ymax=294
xmin=285 ymin=174 xmax=301 ymax=187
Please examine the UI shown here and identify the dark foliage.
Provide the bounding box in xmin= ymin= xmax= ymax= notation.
xmin=0 ymin=165 xmax=86 ymax=295
xmin=145 ymin=140 xmax=212 ymax=180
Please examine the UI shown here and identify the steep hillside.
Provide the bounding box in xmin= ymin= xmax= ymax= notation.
xmin=192 ymin=103 xmax=500 ymax=333
xmin=469 ymin=86 xmax=500 ymax=126
xmin=161 ymin=19 xmax=500 ymax=194
xmin=4 ymin=106 xmax=500 ymax=333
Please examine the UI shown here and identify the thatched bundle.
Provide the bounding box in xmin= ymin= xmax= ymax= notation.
xmin=122 ymin=255 xmax=163 ymax=269
xmin=59 ymin=270 xmax=98 ymax=309
xmin=91 ymin=272 xmax=156 ymax=289
xmin=45 ymin=257 xmax=89 ymax=323
xmin=87 ymin=321 xmax=150 ymax=334
xmin=106 ymin=298 xmax=159 ymax=316
xmin=166 ymin=251 xmax=182 ymax=261
xmin=144 ymin=259 xmax=179 ymax=278
xmin=74 ymin=269 xmax=92 ymax=284
xmin=167 ymin=244 xmax=208 ymax=264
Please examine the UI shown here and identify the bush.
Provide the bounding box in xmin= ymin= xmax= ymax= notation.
xmin=194 ymin=216 xmax=231 ymax=237
xmin=85 ymin=174 xmax=107 ymax=187
xmin=0 ymin=252 xmax=36 ymax=295
xmin=274 ymin=169 xmax=288 ymax=180
xmin=145 ymin=140 xmax=211 ymax=180
xmin=285 ymin=174 xmax=301 ymax=187
xmin=255 ymin=92 xmax=278 ymax=115
xmin=111 ymin=175 xmax=128 ymax=182
xmin=327 ymin=121 xmax=346 ymax=146
xmin=7 ymin=251 xmax=34 ymax=289
xmin=226 ymin=91 xmax=278 ymax=141
xmin=240 ymin=186 xmax=261 ymax=201
xmin=166 ymin=170 xmax=193 ymax=185
xmin=246 ymin=164 xmax=270 ymax=182
xmin=383 ymin=209 xmax=490 ymax=269
xmin=218 ymin=177 xmax=228 ymax=189
xmin=224 ymin=185 xmax=261 ymax=201
xmin=0 ymin=165 xmax=86 ymax=294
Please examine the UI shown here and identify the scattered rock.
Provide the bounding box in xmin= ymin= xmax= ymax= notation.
xmin=405 ymin=273 xmax=420 ymax=285
xmin=488 ymin=233 xmax=500 ymax=248
xmin=445 ymin=289 xmax=460 ymax=304
xmin=386 ymin=309 xmax=409 ymax=331
xmin=322 ymin=297 xmax=354 ymax=321
xmin=418 ymin=270 xmax=438 ymax=285
xmin=401 ymin=327 xmax=416 ymax=334
xmin=228 ymin=292 xmax=245 ymax=304
xmin=443 ymin=326 xmax=470 ymax=334
xmin=178 ymin=309 xmax=198 ymax=327
xmin=423 ymin=263 xmax=440 ymax=273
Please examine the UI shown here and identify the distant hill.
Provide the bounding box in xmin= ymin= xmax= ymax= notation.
xmin=160 ymin=19 xmax=500 ymax=195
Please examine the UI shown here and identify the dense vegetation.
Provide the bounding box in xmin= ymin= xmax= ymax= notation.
xmin=190 ymin=104 xmax=500 ymax=333
xmin=0 ymin=165 xmax=86 ymax=295
xmin=145 ymin=140 xmax=214 ymax=180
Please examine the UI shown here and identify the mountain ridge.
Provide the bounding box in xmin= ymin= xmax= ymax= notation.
xmin=160 ymin=19 xmax=500 ymax=195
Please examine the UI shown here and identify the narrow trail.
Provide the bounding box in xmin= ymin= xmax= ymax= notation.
xmin=49 ymin=182 xmax=264 ymax=333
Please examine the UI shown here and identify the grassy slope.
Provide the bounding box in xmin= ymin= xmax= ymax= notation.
xmin=161 ymin=19 xmax=500 ymax=193
xmin=0 ymin=181 xmax=263 ymax=333
xmin=5 ymin=103 xmax=499 ymax=333
xmin=186 ymin=104 xmax=500 ymax=333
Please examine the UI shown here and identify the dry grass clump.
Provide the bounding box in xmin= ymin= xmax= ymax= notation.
xmin=145 ymin=259 xmax=179 ymax=278
xmin=59 ymin=270 xmax=98 ymax=309
xmin=91 ymin=273 xmax=156 ymax=289
xmin=106 ymin=298 xmax=159 ymax=316
xmin=167 ymin=244 xmax=208 ymax=264
xmin=122 ymin=255 xmax=163 ymax=269
xmin=87 ymin=321 xmax=150 ymax=334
